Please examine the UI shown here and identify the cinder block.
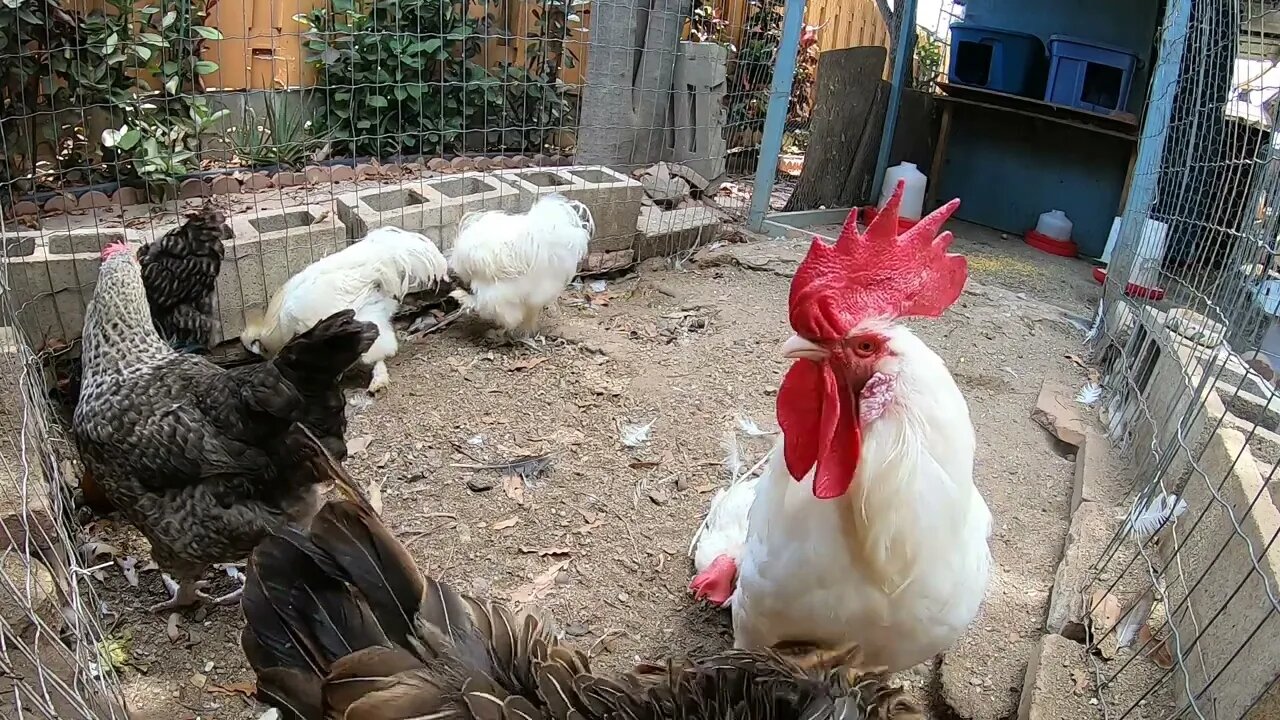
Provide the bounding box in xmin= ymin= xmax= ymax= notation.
xmin=1044 ymin=501 xmax=1110 ymax=636
xmin=1166 ymin=427 xmax=1280 ymax=719
xmin=336 ymin=175 xmax=520 ymax=249
xmin=493 ymin=165 xmax=643 ymax=252
xmin=218 ymin=206 xmax=347 ymax=341
xmin=4 ymin=228 xmax=131 ymax=346
xmin=1014 ymin=635 xmax=1097 ymax=720
xmin=633 ymin=205 xmax=719 ymax=260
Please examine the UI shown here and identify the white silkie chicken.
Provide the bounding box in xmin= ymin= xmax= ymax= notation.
xmin=241 ymin=226 xmax=448 ymax=393
xmin=689 ymin=184 xmax=993 ymax=673
xmin=448 ymin=193 xmax=594 ymax=345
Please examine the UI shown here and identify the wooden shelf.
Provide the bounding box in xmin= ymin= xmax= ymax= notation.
xmin=935 ymin=81 xmax=1140 ymax=140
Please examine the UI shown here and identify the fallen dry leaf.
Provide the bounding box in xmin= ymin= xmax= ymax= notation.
xmin=1070 ymin=668 xmax=1088 ymax=695
xmin=508 ymin=356 xmax=548 ymax=371
xmin=508 ymin=560 xmax=570 ymax=604
xmin=166 ymin=613 xmax=184 ymax=643
xmin=629 ymin=461 xmax=660 ymax=469
xmin=207 ymin=681 xmax=256 ymax=697
xmin=492 ymin=516 xmax=520 ymax=530
xmin=1088 ymin=589 xmax=1123 ymax=659
xmin=577 ymin=507 xmax=599 ymax=524
xmin=503 ymin=475 xmax=526 ymax=505
xmin=346 ymin=436 xmax=373 ymax=456
xmin=519 ymin=546 xmax=573 ymax=557
xmin=1066 ymin=354 xmax=1087 ymax=369
xmin=190 ymin=672 xmax=208 ymax=689
xmin=1138 ymin=624 xmax=1175 ymax=669
xmin=574 ymin=518 xmax=604 ymax=534
xmin=692 ymin=482 xmax=720 ymax=493
xmin=367 ymin=479 xmax=384 ymax=514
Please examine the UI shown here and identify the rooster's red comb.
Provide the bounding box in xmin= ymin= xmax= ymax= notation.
xmin=788 ymin=181 xmax=966 ymax=340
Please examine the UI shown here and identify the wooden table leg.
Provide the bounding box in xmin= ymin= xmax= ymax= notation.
xmin=927 ymin=103 xmax=954 ymax=210
xmin=1117 ymin=144 xmax=1138 ymax=214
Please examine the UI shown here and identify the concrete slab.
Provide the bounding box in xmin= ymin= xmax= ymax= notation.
xmin=1165 ymin=426 xmax=1280 ymax=719
xmin=1015 ymin=634 xmax=1098 ymax=720
xmin=1074 ymin=429 xmax=1128 ymax=512
xmin=1032 ymin=380 xmax=1087 ymax=447
xmin=1045 ymin=501 xmax=1112 ymax=637
xmin=634 ymin=205 xmax=719 ymax=261
xmin=493 ymin=165 xmax=644 ymax=251
xmin=218 ymin=205 xmax=347 ymax=341
xmin=669 ymin=41 xmax=729 ymax=182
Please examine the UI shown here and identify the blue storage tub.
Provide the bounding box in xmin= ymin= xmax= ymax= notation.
xmin=1045 ymin=35 xmax=1138 ymax=114
xmin=947 ymin=23 xmax=1047 ymax=98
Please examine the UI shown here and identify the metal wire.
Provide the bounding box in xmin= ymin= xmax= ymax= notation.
xmin=1086 ymin=2 xmax=1280 ymax=718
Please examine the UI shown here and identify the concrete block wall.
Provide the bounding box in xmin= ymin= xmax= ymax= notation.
xmin=1165 ymin=426 xmax=1280 ymax=718
xmin=2 ymin=165 xmax=717 ymax=349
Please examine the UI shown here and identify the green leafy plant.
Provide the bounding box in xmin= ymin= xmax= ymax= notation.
xmin=913 ymin=27 xmax=943 ymax=90
xmin=497 ymin=0 xmax=587 ymax=153
xmin=689 ymin=0 xmax=733 ymax=50
xmin=229 ymin=90 xmax=327 ymax=168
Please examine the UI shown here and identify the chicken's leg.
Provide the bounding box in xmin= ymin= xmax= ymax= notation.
xmin=149 ymin=573 xmax=205 ymax=613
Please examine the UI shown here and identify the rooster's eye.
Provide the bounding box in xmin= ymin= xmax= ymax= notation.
xmin=853 ymin=339 xmax=878 ymax=357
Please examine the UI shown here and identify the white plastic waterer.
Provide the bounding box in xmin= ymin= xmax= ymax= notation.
xmin=879 ymin=162 xmax=927 ymax=221
xmin=1035 ymin=210 xmax=1073 ymax=241
xmin=1126 ymin=218 xmax=1170 ymax=290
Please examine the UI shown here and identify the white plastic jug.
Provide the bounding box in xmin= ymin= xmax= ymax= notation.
xmin=1127 ymin=218 xmax=1170 ymax=289
xmin=880 ymin=162 xmax=927 ymax=221
xmin=1035 ymin=209 xmax=1073 ymax=241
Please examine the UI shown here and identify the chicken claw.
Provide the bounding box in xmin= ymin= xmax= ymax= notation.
xmin=367 ymin=361 xmax=390 ymax=394
xmin=149 ymin=575 xmax=203 ymax=613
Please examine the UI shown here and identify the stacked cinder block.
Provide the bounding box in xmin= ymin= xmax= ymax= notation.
xmin=4 ymin=228 xmax=130 ymax=346
xmin=492 ymin=166 xmax=644 ymax=254
xmin=216 ymin=205 xmax=348 ymax=342
xmin=335 ymin=175 xmax=521 ymax=249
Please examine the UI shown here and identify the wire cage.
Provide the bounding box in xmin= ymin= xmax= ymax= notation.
xmin=1086 ymin=0 xmax=1280 ymax=717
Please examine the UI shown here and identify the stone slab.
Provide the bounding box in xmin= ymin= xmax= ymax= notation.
xmin=1015 ymin=634 xmax=1099 ymax=720
xmin=1045 ymin=501 xmax=1112 ymax=637
xmin=633 ymin=205 xmax=719 ymax=261
xmin=1032 ymin=380 xmax=1087 ymax=447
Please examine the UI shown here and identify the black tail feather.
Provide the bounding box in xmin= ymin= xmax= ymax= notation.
xmin=273 ymin=309 xmax=379 ymax=387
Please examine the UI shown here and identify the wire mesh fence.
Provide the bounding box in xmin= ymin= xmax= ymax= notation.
xmin=0 ymin=0 xmax=816 ymax=714
xmin=1085 ymin=1 xmax=1280 ymax=717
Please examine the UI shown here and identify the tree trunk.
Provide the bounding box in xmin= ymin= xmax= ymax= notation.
xmin=783 ymin=46 xmax=888 ymax=211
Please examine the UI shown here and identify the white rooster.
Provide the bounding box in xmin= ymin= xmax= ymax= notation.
xmin=241 ymin=226 xmax=449 ymax=393
xmin=448 ymin=193 xmax=593 ymax=346
xmin=689 ymin=184 xmax=993 ymax=673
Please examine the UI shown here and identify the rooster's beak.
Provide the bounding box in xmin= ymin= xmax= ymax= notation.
xmin=782 ymin=335 xmax=828 ymax=362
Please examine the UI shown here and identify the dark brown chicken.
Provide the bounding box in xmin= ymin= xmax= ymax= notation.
xmin=73 ymin=243 xmax=378 ymax=612
xmin=241 ymin=497 xmax=922 ymax=720
xmin=137 ymin=204 xmax=232 ymax=353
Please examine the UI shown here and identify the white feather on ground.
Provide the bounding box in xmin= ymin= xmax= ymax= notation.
xmin=1128 ymin=493 xmax=1188 ymax=540
xmin=240 ymin=226 xmax=448 ymax=392
xmin=1076 ymin=382 xmax=1103 ymax=406
xmin=618 ymin=419 xmax=655 ymax=448
xmin=448 ymin=194 xmax=593 ymax=339
xmin=736 ymin=414 xmax=776 ymax=437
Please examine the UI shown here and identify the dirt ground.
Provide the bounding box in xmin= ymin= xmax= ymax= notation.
xmin=69 ymin=220 xmax=1102 ymax=720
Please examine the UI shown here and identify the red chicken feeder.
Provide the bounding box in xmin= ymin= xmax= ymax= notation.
xmin=1023 ymin=229 xmax=1078 ymax=258
xmin=860 ymin=206 xmax=919 ymax=232
xmin=1092 ymin=268 xmax=1166 ymax=301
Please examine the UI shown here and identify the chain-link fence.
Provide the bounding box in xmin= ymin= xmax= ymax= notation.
xmin=1086 ymin=1 xmax=1280 ymax=717
xmin=0 ymin=0 xmax=813 ymax=714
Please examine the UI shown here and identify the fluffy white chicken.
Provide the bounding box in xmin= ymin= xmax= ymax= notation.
xmin=448 ymin=193 xmax=593 ymax=345
xmin=689 ymin=185 xmax=992 ymax=673
xmin=241 ymin=226 xmax=448 ymax=393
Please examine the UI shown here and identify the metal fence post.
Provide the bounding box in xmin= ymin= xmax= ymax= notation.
xmin=870 ymin=0 xmax=921 ymax=202
xmin=747 ymin=0 xmax=808 ymax=232
xmin=1107 ymin=0 xmax=1191 ymax=290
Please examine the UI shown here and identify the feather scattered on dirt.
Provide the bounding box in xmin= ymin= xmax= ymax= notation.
xmin=503 ymin=475 xmax=526 ymax=504
xmin=736 ymin=414 xmax=775 ymax=436
xmin=366 ymin=479 xmax=384 ymax=514
xmin=1116 ymin=588 xmax=1155 ymax=648
xmin=453 ymin=454 xmax=554 ymax=483
xmin=1129 ymin=493 xmax=1187 ymax=539
xmin=618 ymin=418 xmax=655 ymax=448
xmin=116 ymin=557 xmax=139 ymax=587
xmin=1076 ymin=382 xmax=1103 ymax=406
xmin=722 ymin=431 xmax=742 ymax=480
xmin=509 ymin=559 xmax=571 ymax=604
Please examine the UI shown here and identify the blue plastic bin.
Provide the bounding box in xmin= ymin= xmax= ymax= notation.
xmin=947 ymin=24 xmax=1047 ymax=98
xmin=1045 ymin=35 xmax=1138 ymax=114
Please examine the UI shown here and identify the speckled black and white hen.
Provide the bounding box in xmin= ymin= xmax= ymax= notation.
xmin=137 ymin=204 xmax=232 ymax=353
xmin=73 ymin=242 xmax=378 ymax=613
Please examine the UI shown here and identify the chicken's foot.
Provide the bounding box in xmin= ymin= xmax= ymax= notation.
xmin=148 ymin=574 xmax=205 ymax=613
xmin=367 ymin=361 xmax=390 ymax=394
